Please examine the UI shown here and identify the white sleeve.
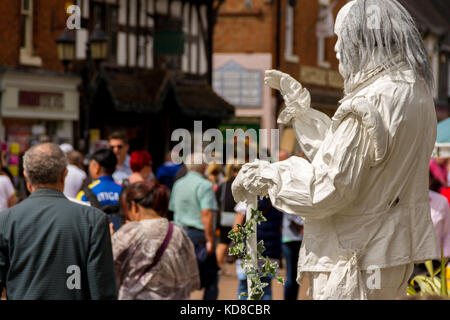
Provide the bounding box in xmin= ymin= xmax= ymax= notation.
xmin=277 ymin=76 xmax=331 ymax=161
xmin=3 ymin=178 xmax=15 ymax=198
xmin=263 ymin=113 xmax=373 ymax=219
xmin=234 ymin=201 xmax=247 ymax=215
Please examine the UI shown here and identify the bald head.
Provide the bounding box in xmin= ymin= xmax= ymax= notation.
xmin=23 ymin=143 xmax=68 ymax=187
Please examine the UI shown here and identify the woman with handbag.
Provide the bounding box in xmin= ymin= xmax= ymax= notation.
xmin=111 ymin=181 xmax=200 ymax=299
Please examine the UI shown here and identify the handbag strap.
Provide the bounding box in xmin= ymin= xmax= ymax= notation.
xmin=83 ymin=185 xmax=103 ymax=210
xmin=139 ymin=222 xmax=174 ymax=280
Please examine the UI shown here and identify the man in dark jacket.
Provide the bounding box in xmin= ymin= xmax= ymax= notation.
xmin=0 ymin=143 xmax=117 ymax=300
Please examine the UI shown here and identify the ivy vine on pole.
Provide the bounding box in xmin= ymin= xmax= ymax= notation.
xmin=228 ymin=196 xmax=285 ymax=300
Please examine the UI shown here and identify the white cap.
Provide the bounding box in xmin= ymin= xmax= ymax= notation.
xmin=60 ymin=143 xmax=74 ymax=153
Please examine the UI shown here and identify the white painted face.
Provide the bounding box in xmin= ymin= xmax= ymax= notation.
xmin=334 ymin=1 xmax=357 ymax=76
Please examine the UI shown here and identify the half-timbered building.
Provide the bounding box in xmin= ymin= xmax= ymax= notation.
xmin=75 ymin=0 xmax=234 ymax=166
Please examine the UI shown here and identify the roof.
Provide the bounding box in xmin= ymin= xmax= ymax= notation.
xmin=98 ymin=68 xmax=171 ymax=113
xmin=173 ymin=81 xmax=235 ymax=118
xmin=94 ymin=68 xmax=235 ymax=120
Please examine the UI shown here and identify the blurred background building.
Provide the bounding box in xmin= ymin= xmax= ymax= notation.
xmin=0 ymin=0 xmax=235 ymax=170
xmin=212 ymin=0 xmax=450 ymax=155
xmin=0 ymin=0 xmax=449 ymax=168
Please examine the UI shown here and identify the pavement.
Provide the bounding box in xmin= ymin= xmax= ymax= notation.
xmin=190 ymin=260 xmax=311 ymax=300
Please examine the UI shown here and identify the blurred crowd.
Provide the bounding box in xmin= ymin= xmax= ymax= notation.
xmin=0 ymin=131 xmax=304 ymax=300
xmin=0 ymin=130 xmax=448 ymax=300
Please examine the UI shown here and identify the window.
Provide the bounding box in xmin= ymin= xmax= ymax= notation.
xmin=213 ymin=61 xmax=262 ymax=107
xmin=316 ymin=0 xmax=337 ymax=69
xmin=20 ymin=0 xmax=31 ymax=49
xmin=285 ymin=0 xmax=299 ymax=63
xmin=154 ymin=15 xmax=184 ymax=70
xmin=20 ymin=0 xmax=42 ymax=66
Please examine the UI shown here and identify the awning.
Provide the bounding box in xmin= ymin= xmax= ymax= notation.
xmin=433 ymin=118 xmax=450 ymax=157
xmin=94 ymin=68 xmax=235 ymax=120
xmin=95 ymin=68 xmax=171 ymax=113
xmin=172 ymin=81 xmax=235 ymax=119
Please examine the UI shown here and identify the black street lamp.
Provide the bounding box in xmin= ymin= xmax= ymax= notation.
xmin=55 ymin=29 xmax=75 ymax=72
xmin=56 ymin=24 xmax=108 ymax=154
xmin=89 ymin=24 xmax=109 ymax=62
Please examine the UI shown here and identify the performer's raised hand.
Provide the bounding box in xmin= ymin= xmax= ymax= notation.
xmin=264 ymin=69 xmax=286 ymax=92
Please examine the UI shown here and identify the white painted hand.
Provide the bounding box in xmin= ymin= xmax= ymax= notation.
xmin=264 ymin=70 xmax=288 ymax=92
xmin=231 ymin=160 xmax=274 ymax=203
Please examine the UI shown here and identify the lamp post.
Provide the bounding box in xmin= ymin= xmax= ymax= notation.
xmin=56 ymin=24 xmax=108 ymax=154
xmin=55 ymin=29 xmax=75 ymax=73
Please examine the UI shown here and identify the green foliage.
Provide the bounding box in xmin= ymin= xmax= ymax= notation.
xmin=408 ymin=249 xmax=449 ymax=297
xmin=228 ymin=208 xmax=285 ymax=300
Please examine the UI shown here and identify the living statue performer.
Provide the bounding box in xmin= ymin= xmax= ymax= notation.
xmin=232 ymin=0 xmax=440 ymax=300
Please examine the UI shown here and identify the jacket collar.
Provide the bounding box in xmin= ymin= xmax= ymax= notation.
xmin=98 ymin=175 xmax=114 ymax=182
xmin=29 ymin=188 xmax=66 ymax=199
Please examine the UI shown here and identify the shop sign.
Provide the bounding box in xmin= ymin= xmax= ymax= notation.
xmin=18 ymin=91 xmax=64 ymax=110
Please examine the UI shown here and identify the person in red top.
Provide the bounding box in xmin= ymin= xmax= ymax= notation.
xmin=128 ymin=151 xmax=154 ymax=184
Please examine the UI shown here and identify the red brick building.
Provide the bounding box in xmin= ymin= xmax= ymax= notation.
xmin=0 ymin=0 xmax=80 ymax=155
xmin=0 ymin=0 xmax=235 ymax=169
xmin=212 ymin=0 xmax=348 ymax=154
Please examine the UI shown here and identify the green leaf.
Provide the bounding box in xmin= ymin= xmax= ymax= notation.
xmin=413 ymin=275 xmax=440 ymax=295
xmin=276 ymin=276 xmax=285 ymax=284
xmin=425 ymin=261 xmax=434 ymax=278
xmin=250 ymin=208 xmax=267 ymax=224
xmin=407 ymin=285 xmax=417 ymax=296
xmin=257 ymin=240 xmax=266 ymax=253
xmin=441 ymin=248 xmax=448 ymax=296
xmin=239 ymin=292 xmax=248 ymax=298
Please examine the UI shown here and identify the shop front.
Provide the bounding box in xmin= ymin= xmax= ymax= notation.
xmin=0 ymin=68 xmax=80 ymax=178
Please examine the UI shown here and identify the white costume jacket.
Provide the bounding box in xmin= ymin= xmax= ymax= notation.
xmin=232 ymin=61 xmax=440 ymax=298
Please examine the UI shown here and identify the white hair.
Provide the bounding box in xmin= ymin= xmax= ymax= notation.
xmin=336 ymin=0 xmax=434 ymax=92
xmin=24 ymin=143 xmax=68 ymax=186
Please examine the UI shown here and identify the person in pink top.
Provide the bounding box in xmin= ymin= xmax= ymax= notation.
xmin=429 ymin=166 xmax=450 ymax=258
xmin=429 ymin=190 xmax=450 ymax=259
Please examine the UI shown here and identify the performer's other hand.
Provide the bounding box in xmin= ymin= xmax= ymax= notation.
xmin=232 ymin=160 xmax=275 ymax=202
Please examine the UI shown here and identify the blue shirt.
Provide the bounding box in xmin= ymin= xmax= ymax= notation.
xmin=112 ymin=155 xmax=132 ymax=185
xmin=282 ymin=213 xmax=303 ymax=243
xmin=156 ymin=162 xmax=182 ymax=189
xmin=169 ymin=171 xmax=217 ymax=231
xmin=76 ymin=175 xmax=123 ymax=206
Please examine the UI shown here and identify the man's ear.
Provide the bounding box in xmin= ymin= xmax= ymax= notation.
xmin=23 ymin=171 xmax=33 ymax=193
xmin=95 ymin=162 xmax=101 ymax=176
